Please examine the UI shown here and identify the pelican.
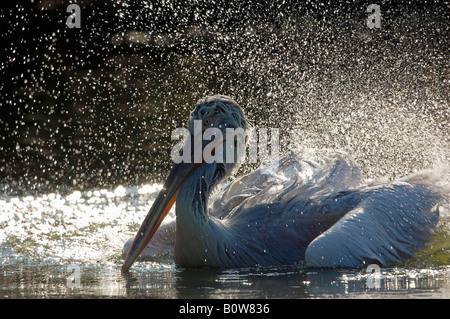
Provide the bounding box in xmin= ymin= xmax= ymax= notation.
xmin=121 ymin=95 xmax=446 ymax=271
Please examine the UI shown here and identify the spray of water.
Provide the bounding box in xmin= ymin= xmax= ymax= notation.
xmin=1 ymin=1 xmax=448 ymax=194
xmin=0 ymin=1 xmax=448 ymax=297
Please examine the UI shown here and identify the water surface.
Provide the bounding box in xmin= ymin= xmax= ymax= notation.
xmin=1 ymin=184 xmax=449 ymax=299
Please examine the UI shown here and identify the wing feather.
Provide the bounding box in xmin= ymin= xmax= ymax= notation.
xmin=305 ymin=182 xmax=440 ymax=267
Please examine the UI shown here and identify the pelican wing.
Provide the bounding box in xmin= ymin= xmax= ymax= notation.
xmin=202 ymin=151 xmax=367 ymax=266
xmin=210 ymin=150 xmax=364 ymax=219
xmin=304 ymin=182 xmax=441 ymax=268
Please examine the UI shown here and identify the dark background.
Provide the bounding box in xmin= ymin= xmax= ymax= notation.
xmin=0 ymin=0 xmax=448 ymax=194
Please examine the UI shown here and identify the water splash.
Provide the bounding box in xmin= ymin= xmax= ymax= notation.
xmin=0 ymin=183 xmax=168 ymax=267
xmin=0 ymin=0 xmax=448 ymax=298
xmin=1 ymin=1 xmax=448 ymax=191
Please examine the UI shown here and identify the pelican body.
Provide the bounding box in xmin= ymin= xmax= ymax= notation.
xmin=121 ymin=95 xmax=444 ymax=271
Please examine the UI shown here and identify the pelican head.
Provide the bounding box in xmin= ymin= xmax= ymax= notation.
xmin=121 ymin=95 xmax=248 ymax=272
xmin=187 ymin=95 xmax=249 ymax=176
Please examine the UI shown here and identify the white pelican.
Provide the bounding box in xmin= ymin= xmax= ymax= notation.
xmin=121 ymin=95 xmax=445 ymax=271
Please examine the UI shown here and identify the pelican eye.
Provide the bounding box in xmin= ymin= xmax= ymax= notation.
xmin=203 ymin=117 xmax=214 ymax=127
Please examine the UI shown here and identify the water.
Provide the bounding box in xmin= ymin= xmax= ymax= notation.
xmin=1 ymin=184 xmax=449 ymax=299
xmin=1 ymin=1 xmax=449 ymax=299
